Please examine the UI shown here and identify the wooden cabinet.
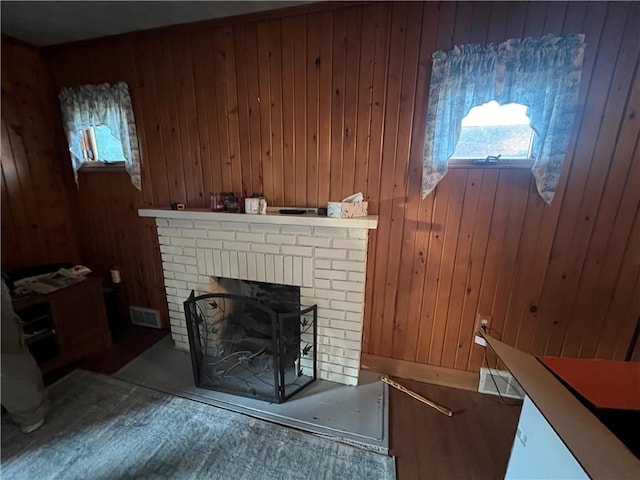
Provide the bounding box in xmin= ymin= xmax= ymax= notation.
xmin=13 ymin=277 xmax=112 ymax=373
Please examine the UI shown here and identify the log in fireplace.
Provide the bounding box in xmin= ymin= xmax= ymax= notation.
xmin=183 ymin=278 xmax=317 ymax=403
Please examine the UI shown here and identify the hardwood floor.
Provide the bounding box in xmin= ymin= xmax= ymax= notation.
xmin=390 ymin=378 xmax=521 ymax=479
xmin=43 ymin=324 xmax=168 ymax=385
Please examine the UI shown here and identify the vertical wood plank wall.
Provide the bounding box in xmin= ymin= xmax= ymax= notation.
xmin=1 ymin=39 xmax=78 ymax=272
xmin=10 ymin=1 xmax=638 ymax=370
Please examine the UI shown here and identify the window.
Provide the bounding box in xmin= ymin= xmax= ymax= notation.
xmin=450 ymin=101 xmax=534 ymax=165
xmin=80 ymin=125 xmax=126 ymax=164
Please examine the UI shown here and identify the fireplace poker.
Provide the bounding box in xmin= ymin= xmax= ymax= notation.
xmin=380 ymin=376 xmax=453 ymax=417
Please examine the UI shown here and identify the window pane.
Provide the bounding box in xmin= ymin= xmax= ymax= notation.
xmin=94 ymin=125 xmax=125 ymax=162
xmin=451 ymin=101 xmax=534 ymax=160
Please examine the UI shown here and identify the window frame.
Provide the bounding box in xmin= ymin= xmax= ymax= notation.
xmin=78 ymin=125 xmax=126 ymax=170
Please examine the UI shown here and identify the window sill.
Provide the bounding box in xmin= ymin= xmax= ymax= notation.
xmin=79 ymin=161 xmax=126 ymax=173
xmin=448 ymin=159 xmax=534 ymax=169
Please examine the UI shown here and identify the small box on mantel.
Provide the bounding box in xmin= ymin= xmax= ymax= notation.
xmin=327 ymin=200 xmax=369 ymax=218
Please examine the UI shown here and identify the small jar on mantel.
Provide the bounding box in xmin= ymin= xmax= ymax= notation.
xmin=210 ymin=192 xmax=225 ymax=212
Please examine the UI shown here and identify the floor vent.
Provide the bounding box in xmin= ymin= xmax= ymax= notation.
xmin=478 ymin=367 xmax=525 ymax=399
xmin=129 ymin=306 xmax=162 ymax=329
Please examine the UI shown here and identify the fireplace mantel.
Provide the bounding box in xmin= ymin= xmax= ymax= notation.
xmin=139 ymin=208 xmax=378 ymax=229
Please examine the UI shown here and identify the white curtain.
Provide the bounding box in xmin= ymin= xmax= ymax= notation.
xmin=422 ymin=34 xmax=586 ymax=204
xmin=58 ymin=82 xmax=141 ymax=190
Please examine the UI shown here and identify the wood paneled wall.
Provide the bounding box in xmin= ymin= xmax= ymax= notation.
xmin=1 ymin=38 xmax=78 ymax=272
xmin=35 ymin=1 xmax=640 ymax=369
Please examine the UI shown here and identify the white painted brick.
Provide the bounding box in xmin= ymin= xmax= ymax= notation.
xmin=165 ymin=279 xmax=187 ymax=289
xmin=175 ymin=288 xmax=192 ymax=299
xmin=297 ymin=236 xmax=331 ymax=247
xmin=323 ymin=363 xmax=344 ymax=374
xmin=265 ymin=254 xmax=275 ymax=283
xmin=160 ymin=245 xmax=183 ymax=255
xmin=256 ymin=254 xmax=266 ymax=282
xmin=208 ymin=230 xmax=235 ymax=240
xmin=222 ymin=241 xmax=251 ymax=252
xmin=345 ymin=311 xmax=362 ymax=322
xmin=332 ymin=260 xmax=365 ymax=272
xmin=172 ymin=326 xmax=188 ymax=336
xmin=193 ymin=220 xmax=221 ymax=229
xmin=157 ymin=227 xmax=181 ymax=237
xmin=247 ymin=253 xmax=258 ymax=280
xmin=318 ymin=345 xmax=345 ymax=357
xmin=229 ymin=251 xmax=239 ymax=278
xmin=303 ymin=257 xmax=313 ymax=287
xmin=158 ymin=236 xmax=172 ymax=245
xmin=315 ymin=248 xmax=347 ymax=259
xmin=328 ymin=337 xmax=360 ymax=350
xmin=332 ymin=238 xmax=367 ymax=251
xmin=315 ymin=269 xmax=347 ymax=280
xmin=196 ymin=249 xmax=206 ymax=274
xmin=164 ymin=271 xmax=175 ymax=279
xmin=343 ymin=366 xmax=360 ymax=378
xmin=238 ymin=252 xmax=248 ymax=279
xmin=293 ymin=257 xmax=302 ymax=285
xmin=266 ymin=234 xmax=296 ymax=245
xmin=251 ymin=243 xmax=280 ymax=254
xmin=274 ymin=255 xmax=284 ymax=283
xmin=167 ymin=295 xmax=186 ymax=305
xmin=343 ymin=349 xmax=360 ymax=360
xmin=321 ymin=309 xmax=346 ymax=320
xmin=348 ymin=228 xmax=367 ymax=239
xmin=187 ymin=283 xmax=208 ymax=292
xmin=221 ymin=250 xmax=231 ymax=277
xmin=331 ymin=280 xmax=363 ymax=292
xmin=168 ymin=309 xmax=185 ymax=319
xmin=156 ymin=218 xmax=169 ymax=227
xmin=331 ymin=300 xmax=363 ymax=313
xmin=344 ymin=330 xmax=362 ymax=342
xmin=165 ymin=287 xmax=177 ymax=296
xmin=310 ymin=298 xmax=332 ymax=309
xmin=167 ymin=302 xmax=182 ymax=312
xmin=283 ymin=256 xmax=293 ymax=284
xmin=197 ymin=275 xmax=210 ymax=284
xmin=315 ymin=289 xmax=346 ymax=301
xmin=318 ymin=326 xmax=346 ymax=340
xmin=314 ymin=278 xmax=331 ymax=289
xmin=337 ymin=357 xmax=359 ymax=369
xmin=222 ymin=222 xmax=250 ymax=232
xmin=181 ymin=229 xmax=208 ymax=239
xmin=348 ymin=272 xmax=365 ymax=283
xmin=161 ymin=253 xmax=173 ymax=263
xmin=174 ymin=272 xmax=199 ymax=283
xmin=196 ymin=239 xmax=223 ymax=249
xmin=167 ymin=219 xmax=193 ymax=228
xmin=300 ymin=287 xmax=315 ymax=298
xmin=330 ymin=319 xmax=361 ymax=332
xmin=282 ymin=225 xmax=312 ymax=235
xmin=315 ymin=259 xmax=332 ymax=269
xmin=314 ymin=226 xmax=348 ymax=237
xmin=163 ymin=262 xmax=185 ymax=273
xmin=183 ymin=247 xmax=196 ymax=257
xmin=348 ymin=250 xmax=366 ymax=262
xmin=282 ymin=245 xmax=314 ymax=257
xmin=172 ymin=255 xmax=198 ymax=265
xmin=250 ymin=223 xmax=280 ymax=233
xmin=347 ymin=292 xmax=363 ymax=303
xmin=236 ymin=232 xmax=265 ymax=242
xmin=212 ymin=250 xmax=222 ymax=276
xmin=327 ymin=372 xmax=356 ymax=385
xmin=171 ymin=237 xmax=196 ymax=247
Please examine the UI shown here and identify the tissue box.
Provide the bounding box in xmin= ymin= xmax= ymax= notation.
xmin=327 ymin=201 xmax=369 ymax=218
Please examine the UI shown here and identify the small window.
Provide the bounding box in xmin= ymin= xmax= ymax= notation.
xmin=450 ymin=101 xmax=534 ymax=165
xmin=80 ymin=125 xmax=125 ymax=164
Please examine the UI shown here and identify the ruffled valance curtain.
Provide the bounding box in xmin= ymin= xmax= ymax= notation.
xmin=58 ymin=82 xmax=141 ymax=190
xmin=422 ymin=34 xmax=586 ymax=204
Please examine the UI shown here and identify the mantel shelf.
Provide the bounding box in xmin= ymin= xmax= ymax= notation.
xmin=138 ymin=208 xmax=379 ymax=229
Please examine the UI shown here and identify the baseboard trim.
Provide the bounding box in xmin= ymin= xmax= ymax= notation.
xmin=360 ymin=354 xmax=480 ymax=392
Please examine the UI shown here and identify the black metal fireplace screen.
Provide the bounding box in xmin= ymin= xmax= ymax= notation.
xmin=183 ymin=290 xmax=317 ymax=403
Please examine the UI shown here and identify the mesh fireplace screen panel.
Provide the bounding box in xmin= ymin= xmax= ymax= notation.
xmin=184 ymin=282 xmax=316 ymax=403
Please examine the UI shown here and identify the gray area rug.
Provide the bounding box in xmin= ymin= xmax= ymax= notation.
xmin=1 ymin=370 xmax=395 ymax=480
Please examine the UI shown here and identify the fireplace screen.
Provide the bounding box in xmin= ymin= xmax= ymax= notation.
xmin=183 ymin=279 xmax=317 ymax=403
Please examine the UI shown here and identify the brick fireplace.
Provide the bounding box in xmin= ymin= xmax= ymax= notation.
xmin=139 ymin=208 xmax=378 ymax=386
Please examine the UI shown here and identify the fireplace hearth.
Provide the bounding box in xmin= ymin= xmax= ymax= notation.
xmin=183 ymin=279 xmax=317 ymax=403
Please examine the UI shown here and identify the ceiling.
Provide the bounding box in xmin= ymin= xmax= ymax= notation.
xmin=1 ymin=1 xmax=309 ymax=46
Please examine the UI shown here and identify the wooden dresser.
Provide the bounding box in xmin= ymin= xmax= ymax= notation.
xmin=12 ymin=276 xmax=112 ymax=373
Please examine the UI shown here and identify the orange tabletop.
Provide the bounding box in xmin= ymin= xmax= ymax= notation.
xmin=539 ymin=357 xmax=640 ymax=411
